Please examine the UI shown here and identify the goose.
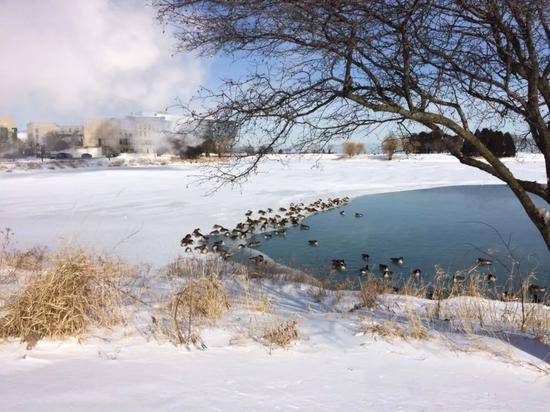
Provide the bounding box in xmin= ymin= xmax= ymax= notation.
xmin=245 ymin=210 xmax=253 ymax=216
xmin=299 ymin=224 xmax=310 ymax=230
xmin=390 ymin=257 xmax=404 ymax=265
xmin=453 ymin=274 xmax=465 ymax=283
xmin=192 ymin=228 xmax=204 ymax=238
xmin=528 ymin=284 xmax=546 ymax=294
xmin=528 ymin=284 xmax=546 ymax=302
xmin=222 ymin=251 xmax=233 ymax=260
xmin=308 ymin=240 xmax=319 ymax=247
xmin=209 ymin=229 xmax=220 ymax=236
xmin=258 ymin=210 xmax=267 ymax=215
xmin=184 ymin=247 xmax=192 ymax=253
xmin=331 ymin=259 xmax=346 ymax=270
xmin=274 ymin=229 xmax=287 ymax=236
xmin=361 ymin=253 xmax=370 ymax=261
xmin=279 ymin=207 xmax=287 ymax=212
xmin=249 ymin=255 xmax=265 ymax=264
xmin=412 ymin=269 xmax=422 ymax=280
xmin=248 ymin=240 xmax=261 ymax=248
xmin=339 ymin=210 xmax=346 ymax=216
xmin=359 ymin=265 xmax=370 ymax=276
xmin=354 ymin=212 xmax=364 ymax=218
xmin=195 ymin=245 xmax=208 ymax=254
xmin=212 ymin=244 xmax=224 ymax=252
xmin=485 ymin=273 xmax=497 ymax=283
xmin=180 ymin=236 xmax=193 ymax=247
xmin=263 ymin=233 xmax=273 ymax=240
xmin=267 ymin=208 xmax=274 ymax=213
xmin=476 ymin=258 xmax=493 ymax=266
xmin=379 ymin=264 xmax=389 ymax=273
xmin=237 ymin=243 xmax=247 ymax=250
xmin=383 ymin=270 xmax=393 ymax=280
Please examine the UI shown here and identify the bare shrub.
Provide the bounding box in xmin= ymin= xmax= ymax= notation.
xmin=342 ymin=142 xmax=357 ymax=157
xmin=170 ymin=275 xmax=230 ymax=346
xmin=262 ymin=319 xmax=299 ymax=348
xmin=354 ymin=142 xmax=365 ymax=155
xmin=381 ymin=135 xmax=400 ymax=160
xmin=0 ymin=250 xmax=130 ymax=347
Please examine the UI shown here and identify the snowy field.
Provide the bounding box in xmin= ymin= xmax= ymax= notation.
xmin=1 ymin=154 xmax=549 ymax=411
xmin=0 ymin=153 xmax=545 ymax=266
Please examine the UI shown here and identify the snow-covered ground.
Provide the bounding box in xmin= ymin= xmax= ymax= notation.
xmin=1 ymin=154 xmax=548 ymax=411
xmin=1 ymin=274 xmax=549 ymax=411
xmin=0 ymin=154 xmax=545 ymax=266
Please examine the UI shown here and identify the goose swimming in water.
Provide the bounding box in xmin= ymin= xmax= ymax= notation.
xmin=379 ymin=264 xmax=389 ymax=273
xmin=383 ymin=270 xmax=393 ymax=280
xmin=477 ymin=258 xmax=493 ymax=266
xmin=412 ymin=269 xmax=422 ymax=280
xmin=331 ymin=259 xmax=346 ymax=270
xmin=390 ymin=257 xmax=404 ymax=265
xmin=339 ymin=211 xmax=346 ymax=216
xmin=485 ymin=273 xmax=497 ymax=283
xmin=248 ymin=240 xmax=261 ymax=248
xmin=359 ymin=265 xmax=370 ymax=276
xmin=237 ymin=243 xmax=246 ymax=250
xmin=354 ymin=212 xmax=364 ymax=218
xmin=299 ymin=224 xmax=310 ymax=230
xmin=528 ymin=284 xmax=546 ymax=302
xmin=308 ymin=240 xmax=319 ymax=247
xmin=361 ymin=253 xmax=370 ymax=261
xmin=263 ymin=233 xmax=273 ymax=240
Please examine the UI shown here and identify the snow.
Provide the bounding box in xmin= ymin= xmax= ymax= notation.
xmin=1 ymin=154 xmax=548 ymax=411
xmin=0 ymin=154 xmax=545 ymax=266
xmin=0 ymin=275 xmax=549 ymax=411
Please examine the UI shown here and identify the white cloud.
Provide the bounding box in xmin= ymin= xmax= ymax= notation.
xmin=0 ymin=0 xmax=203 ymax=127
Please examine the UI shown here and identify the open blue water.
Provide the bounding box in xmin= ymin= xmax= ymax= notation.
xmin=244 ymin=185 xmax=549 ymax=286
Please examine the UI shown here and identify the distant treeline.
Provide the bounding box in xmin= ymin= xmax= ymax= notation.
xmin=400 ymin=128 xmax=517 ymax=157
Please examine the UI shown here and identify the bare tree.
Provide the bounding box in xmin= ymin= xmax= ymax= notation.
xmin=156 ymin=0 xmax=550 ymax=249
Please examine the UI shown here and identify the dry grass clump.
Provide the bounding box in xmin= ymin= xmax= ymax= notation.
xmin=362 ymin=318 xmax=406 ymax=340
xmin=170 ymin=275 xmax=230 ymax=346
xmin=359 ymin=278 xmax=388 ymax=308
xmin=254 ymin=296 xmax=274 ymax=313
xmin=406 ymin=311 xmax=431 ymax=340
xmin=262 ymin=319 xmax=299 ymax=348
xmin=0 ymin=250 xmax=130 ymax=347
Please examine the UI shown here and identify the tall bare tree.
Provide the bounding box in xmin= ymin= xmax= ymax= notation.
xmin=156 ymin=0 xmax=550 ymax=249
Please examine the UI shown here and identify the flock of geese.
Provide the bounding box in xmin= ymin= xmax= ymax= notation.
xmin=180 ymin=197 xmax=351 ymax=264
xmin=180 ymin=197 xmax=547 ymax=302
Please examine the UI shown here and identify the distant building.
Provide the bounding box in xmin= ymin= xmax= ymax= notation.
xmin=0 ymin=116 xmax=18 ymax=155
xmin=26 ymin=122 xmax=59 ymax=145
xmin=23 ymin=113 xmax=237 ymax=157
